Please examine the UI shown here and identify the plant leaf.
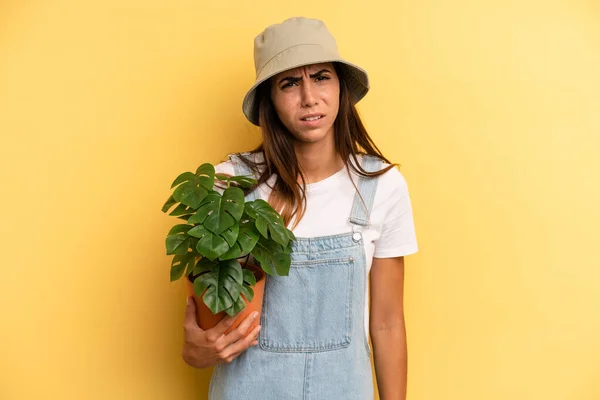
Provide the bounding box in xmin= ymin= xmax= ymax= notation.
xmin=254 ymin=217 xmax=269 ymax=240
xmin=223 ymin=278 xmax=243 ymax=302
xmin=219 ymin=242 xmax=244 ymax=260
xmin=214 ymin=173 xmax=231 ymax=181
xmin=215 ymin=173 xmax=257 ymax=189
xmin=169 ymin=203 xmax=195 ymax=217
xmin=195 ymin=163 xmax=216 ymax=190
xmin=222 ymin=187 xmax=246 ymax=221
xmin=251 ymin=236 xmax=291 ymax=276
xmin=218 ymin=218 xmax=257 ymax=260
xmin=223 ymin=258 xmax=243 ymax=283
xmin=171 ymin=172 xmax=196 ymax=189
xmin=218 ymin=259 xmax=243 ymax=303
xmin=173 ymin=182 xmax=208 ymax=210
xmin=191 ymin=191 xmax=222 ymax=230
xmin=245 ymin=199 xmax=292 ymax=247
xmin=168 ymin=224 xmax=193 ymax=235
xmin=195 ymin=259 xmax=244 ymax=314
xmin=161 ymin=195 xmax=177 ymax=213
xmin=243 ymin=269 xmax=257 ymax=286
xmin=237 ymin=216 xmax=260 ymax=253
xmin=170 ymin=263 xmax=186 ymax=282
xmin=170 ymin=165 xmax=215 ymax=209
xmin=224 ymin=295 xmax=247 ymax=316
xmin=264 ymin=219 xmax=290 ymax=247
xmin=192 ymin=258 xmax=218 ymax=276
xmin=188 ymin=225 xmax=229 ymax=261
xmin=227 ymin=175 xmax=257 ymax=188
xmin=195 ymin=188 xmax=245 ymax=235
xmin=170 ymin=253 xmax=195 ymax=281
xmin=184 ymin=254 xmax=200 ymax=277
xmin=285 ymin=238 xmax=293 ymax=254
xmin=286 ymin=228 xmax=297 ymax=243
xmin=220 ymin=222 xmax=239 ymax=247
xmin=187 ymin=192 xmax=217 ymax=225
xmin=239 ymin=283 xmax=254 ymax=303
xmin=192 ymin=275 xmax=211 ymax=297
xmin=166 ymin=234 xmax=191 ymax=255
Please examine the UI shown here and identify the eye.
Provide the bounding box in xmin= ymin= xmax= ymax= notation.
xmin=281 ymin=81 xmax=297 ymax=89
xmin=315 ymin=75 xmax=330 ymax=82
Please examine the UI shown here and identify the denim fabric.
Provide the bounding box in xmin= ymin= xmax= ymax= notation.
xmin=209 ymin=154 xmax=382 ymax=400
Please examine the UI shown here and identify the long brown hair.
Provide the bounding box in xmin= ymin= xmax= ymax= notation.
xmin=236 ymin=63 xmax=397 ymax=228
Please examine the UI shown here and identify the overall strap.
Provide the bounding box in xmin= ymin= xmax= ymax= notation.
xmin=348 ymin=155 xmax=383 ymax=230
xmin=229 ymin=152 xmax=259 ymax=201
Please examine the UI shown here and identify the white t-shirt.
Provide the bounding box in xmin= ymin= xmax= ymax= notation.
xmin=215 ymin=153 xmax=419 ymax=336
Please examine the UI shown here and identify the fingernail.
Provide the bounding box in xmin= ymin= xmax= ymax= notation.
xmin=252 ymin=312 xmax=258 ymax=319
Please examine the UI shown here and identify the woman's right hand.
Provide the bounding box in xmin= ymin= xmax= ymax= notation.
xmin=181 ymin=296 xmax=261 ymax=369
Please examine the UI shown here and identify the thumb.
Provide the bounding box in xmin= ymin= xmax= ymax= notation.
xmin=184 ymin=296 xmax=200 ymax=328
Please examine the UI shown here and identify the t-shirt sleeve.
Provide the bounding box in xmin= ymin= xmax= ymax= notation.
xmin=211 ymin=159 xmax=236 ymax=195
xmin=214 ymin=159 xmax=235 ymax=176
xmin=373 ymin=168 xmax=419 ymax=258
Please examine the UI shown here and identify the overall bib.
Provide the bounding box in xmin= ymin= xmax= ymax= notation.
xmin=209 ymin=154 xmax=382 ymax=400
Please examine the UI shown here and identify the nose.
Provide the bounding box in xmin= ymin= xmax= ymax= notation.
xmin=301 ymin=81 xmax=317 ymax=108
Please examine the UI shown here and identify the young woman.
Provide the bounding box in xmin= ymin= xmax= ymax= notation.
xmin=180 ymin=17 xmax=418 ymax=400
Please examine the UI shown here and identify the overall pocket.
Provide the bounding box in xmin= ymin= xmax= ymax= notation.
xmin=259 ymin=257 xmax=355 ymax=353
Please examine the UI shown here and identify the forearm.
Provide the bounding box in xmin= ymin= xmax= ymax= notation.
xmin=370 ymin=322 xmax=408 ymax=400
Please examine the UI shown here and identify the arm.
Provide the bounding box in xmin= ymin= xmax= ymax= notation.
xmin=370 ymin=256 xmax=407 ymax=400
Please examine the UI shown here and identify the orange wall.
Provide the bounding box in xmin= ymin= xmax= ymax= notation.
xmin=1 ymin=1 xmax=599 ymax=399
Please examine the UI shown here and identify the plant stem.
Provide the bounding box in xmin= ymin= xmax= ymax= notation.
xmin=242 ymin=253 xmax=251 ymax=268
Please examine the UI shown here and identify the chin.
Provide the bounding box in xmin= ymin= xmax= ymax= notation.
xmin=291 ymin=125 xmax=334 ymax=144
xmin=293 ymin=130 xmax=328 ymax=144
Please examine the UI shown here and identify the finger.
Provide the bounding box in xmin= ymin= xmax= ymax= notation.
xmin=231 ymin=339 xmax=259 ymax=358
xmin=203 ymin=315 xmax=238 ymax=344
xmin=221 ymin=325 xmax=261 ymax=359
xmin=183 ymin=296 xmax=201 ymax=331
xmin=226 ymin=341 xmax=258 ymax=363
xmin=222 ymin=311 xmax=259 ymax=345
xmin=210 ymin=310 xmax=246 ymax=337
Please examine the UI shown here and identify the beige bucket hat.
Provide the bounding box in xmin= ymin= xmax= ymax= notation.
xmin=242 ymin=17 xmax=370 ymax=126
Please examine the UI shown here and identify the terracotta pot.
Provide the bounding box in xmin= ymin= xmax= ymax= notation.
xmin=186 ymin=264 xmax=265 ymax=335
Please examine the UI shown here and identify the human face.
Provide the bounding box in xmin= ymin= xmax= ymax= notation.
xmin=270 ymin=63 xmax=340 ymax=144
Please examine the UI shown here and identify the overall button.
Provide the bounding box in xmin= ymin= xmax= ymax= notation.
xmin=352 ymin=232 xmax=362 ymax=242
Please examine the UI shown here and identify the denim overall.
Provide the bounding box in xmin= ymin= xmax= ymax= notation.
xmin=208 ymin=154 xmax=382 ymax=400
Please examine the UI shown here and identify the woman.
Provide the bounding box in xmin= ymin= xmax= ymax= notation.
xmin=181 ymin=17 xmax=418 ymax=400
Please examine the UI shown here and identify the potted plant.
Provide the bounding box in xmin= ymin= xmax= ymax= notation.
xmin=161 ymin=163 xmax=295 ymax=334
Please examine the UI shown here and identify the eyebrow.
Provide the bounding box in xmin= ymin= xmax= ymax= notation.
xmin=277 ymin=69 xmax=331 ymax=85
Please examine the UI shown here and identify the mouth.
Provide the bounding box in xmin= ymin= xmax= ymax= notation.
xmin=300 ymin=114 xmax=325 ymax=122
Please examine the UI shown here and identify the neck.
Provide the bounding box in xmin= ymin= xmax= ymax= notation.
xmin=294 ymin=130 xmax=344 ymax=184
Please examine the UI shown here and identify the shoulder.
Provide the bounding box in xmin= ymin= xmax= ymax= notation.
xmin=375 ymin=166 xmax=410 ymax=212
xmin=378 ymin=164 xmax=408 ymax=192
xmin=351 ymin=154 xmax=409 ymax=191
xmin=228 ymin=151 xmax=265 ymax=163
xmin=214 ymin=151 xmax=265 ymax=176
xmin=361 ymin=157 xmax=412 ymax=213
xmin=214 ymin=159 xmax=234 ymax=176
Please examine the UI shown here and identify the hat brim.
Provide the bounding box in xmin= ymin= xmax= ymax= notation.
xmin=242 ymin=44 xmax=369 ymax=126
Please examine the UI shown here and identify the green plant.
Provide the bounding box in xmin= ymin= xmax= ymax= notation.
xmin=161 ymin=163 xmax=295 ymax=316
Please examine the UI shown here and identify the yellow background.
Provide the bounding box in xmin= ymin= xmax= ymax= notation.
xmin=1 ymin=0 xmax=599 ymax=399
